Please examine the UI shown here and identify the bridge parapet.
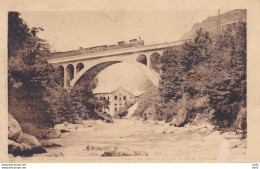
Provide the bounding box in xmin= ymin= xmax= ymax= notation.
xmin=50 ymin=38 xmax=144 ymax=59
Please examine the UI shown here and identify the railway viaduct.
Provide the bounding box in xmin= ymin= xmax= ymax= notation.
xmin=47 ymin=39 xmax=188 ymax=89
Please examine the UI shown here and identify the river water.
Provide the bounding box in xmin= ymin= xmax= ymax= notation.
xmin=32 ymin=119 xmax=246 ymax=162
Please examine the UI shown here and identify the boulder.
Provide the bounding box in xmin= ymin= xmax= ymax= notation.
xmin=86 ymin=144 xmax=117 ymax=151
xmin=19 ymin=122 xmax=49 ymax=139
xmin=60 ymin=129 xmax=70 ymax=133
xmin=16 ymin=133 xmax=41 ymax=148
xmin=40 ymin=140 xmax=62 ymax=148
xmin=54 ymin=152 xmax=64 ymax=157
xmin=82 ymin=120 xmax=96 ymax=125
xmin=8 ymin=139 xmax=46 ymax=157
xmin=101 ymin=150 xmax=148 ymax=157
xmin=54 ymin=122 xmax=71 ymax=131
xmin=193 ymin=122 xmax=215 ymax=133
xmin=8 ymin=114 xmax=47 ymax=157
xmin=101 ymin=151 xmax=132 ymax=157
xmin=44 ymin=129 xmax=61 ymax=139
xmin=154 ymin=123 xmax=175 ymax=134
xmin=144 ymin=120 xmax=156 ymax=125
xmin=105 ymin=119 xmax=113 ymax=123
xmin=171 ymin=108 xmax=187 ymax=127
xmin=8 ymin=140 xmax=28 ymax=153
xmin=106 ymin=119 xmax=114 ymax=123
xmin=89 ymin=152 xmax=99 ymax=156
xmin=8 ymin=114 xmax=22 ymax=141
xmin=163 ymin=128 xmax=175 ymax=134
xmin=143 ymin=106 xmax=158 ymax=121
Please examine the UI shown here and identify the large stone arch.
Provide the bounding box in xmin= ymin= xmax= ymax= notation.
xmin=73 ymin=61 xmax=121 ymax=89
xmin=69 ymin=60 xmax=159 ymax=89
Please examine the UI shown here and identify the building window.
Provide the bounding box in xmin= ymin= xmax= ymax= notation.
xmin=115 ymin=103 xmax=117 ymax=106
xmin=115 ymin=107 xmax=117 ymax=112
xmin=123 ymin=96 xmax=126 ymax=100
xmin=108 ymin=96 xmax=109 ymax=100
xmin=114 ymin=96 xmax=117 ymax=100
xmin=119 ymin=97 xmax=121 ymax=101
xmin=119 ymin=103 xmax=121 ymax=106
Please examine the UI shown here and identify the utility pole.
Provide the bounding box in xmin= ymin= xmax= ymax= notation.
xmin=217 ymin=9 xmax=221 ymax=36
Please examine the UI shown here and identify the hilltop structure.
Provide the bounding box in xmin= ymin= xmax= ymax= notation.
xmin=94 ymin=87 xmax=144 ymax=116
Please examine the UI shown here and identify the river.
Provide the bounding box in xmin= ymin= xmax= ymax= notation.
xmin=31 ymin=118 xmax=246 ymax=162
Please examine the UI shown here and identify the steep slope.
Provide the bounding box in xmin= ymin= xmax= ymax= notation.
xmin=181 ymin=9 xmax=246 ymax=40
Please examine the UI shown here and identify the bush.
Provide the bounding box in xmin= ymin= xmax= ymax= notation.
xmin=133 ymin=86 xmax=161 ymax=120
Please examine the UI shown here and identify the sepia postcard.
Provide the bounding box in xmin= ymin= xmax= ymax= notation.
xmin=0 ymin=0 xmax=260 ymax=163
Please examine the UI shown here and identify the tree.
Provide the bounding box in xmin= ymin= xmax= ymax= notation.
xmin=208 ymin=21 xmax=247 ymax=129
xmin=8 ymin=12 xmax=54 ymax=128
xmin=137 ymin=21 xmax=246 ymax=131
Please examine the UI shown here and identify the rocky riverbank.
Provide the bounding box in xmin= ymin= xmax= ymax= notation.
xmin=8 ymin=114 xmax=63 ymax=157
xmin=8 ymin=114 xmax=46 ymax=157
xmin=8 ymin=114 xmax=246 ymax=161
xmin=9 ymin=118 xmax=245 ymax=162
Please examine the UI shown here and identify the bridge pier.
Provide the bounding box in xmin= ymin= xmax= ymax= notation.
xmin=64 ymin=65 xmax=69 ymax=89
xmin=147 ymin=56 xmax=151 ymax=70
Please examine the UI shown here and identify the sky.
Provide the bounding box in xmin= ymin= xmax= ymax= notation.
xmin=92 ymin=62 xmax=153 ymax=93
xmin=20 ymin=9 xmax=230 ymax=52
xmin=19 ymin=10 xmax=231 ymax=93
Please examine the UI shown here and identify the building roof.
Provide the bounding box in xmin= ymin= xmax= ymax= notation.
xmin=132 ymin=90 xmax=145 ymax=97
xmin=94 ymin=92 xmax=110 ymax=95
xmin=94 ymin=87 xmax=137 ymax=97
xmin=110 ymin=87 xmax=135 ymax=96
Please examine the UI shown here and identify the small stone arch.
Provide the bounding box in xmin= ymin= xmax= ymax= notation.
xmin=66 ymin=64 xmax=74 ymax=81
xmin=150 ymin=52 xmax=161 ymax=73
xmin=76 ymin=62 xmax=84 ymax=73
xmin=136 ymin=54 xmax=147 ymax=66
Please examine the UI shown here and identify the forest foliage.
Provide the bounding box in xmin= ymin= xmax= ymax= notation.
xmin=134 ymin=21 xmax=247 ymax=131
xmin=8 ymin=12 xmax=108 ymax=134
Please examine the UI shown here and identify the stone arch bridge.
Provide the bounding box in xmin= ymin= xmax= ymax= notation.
xmin=47 ymin=40 xmax=188 ymax=89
